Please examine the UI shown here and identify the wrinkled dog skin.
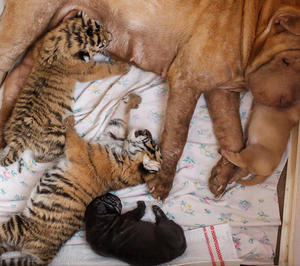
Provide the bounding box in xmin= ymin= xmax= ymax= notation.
xmin=85 ymin=193 xmax=187 ymax=266
xmin=1 ymin=0 xmax=300 ymax=199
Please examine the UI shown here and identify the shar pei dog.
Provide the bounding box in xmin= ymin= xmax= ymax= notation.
xmin=0 ymin=0 xmax=300 ymax=199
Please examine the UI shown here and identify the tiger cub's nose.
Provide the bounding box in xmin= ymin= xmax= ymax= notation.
xmin=135 ymin=129 xmax=152 ymax=138
xmin=135 ymin=130 xmax=145 ymax=137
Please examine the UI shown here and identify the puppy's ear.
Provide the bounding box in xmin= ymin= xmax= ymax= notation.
xmin=99 ymin=193 xmax=122 ymax=214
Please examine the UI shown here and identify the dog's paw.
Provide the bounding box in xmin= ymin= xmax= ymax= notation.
xmin=208 ymin=156 xmax=236 ymax=198
xmin=147 ymin=172 xmax=173 ymax=202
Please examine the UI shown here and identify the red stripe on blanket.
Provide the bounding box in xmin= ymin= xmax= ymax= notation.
xmin=210 ymin=225 xmax=225 ymax=266
xmin=203 ymin=226 xmax=217 ymax=266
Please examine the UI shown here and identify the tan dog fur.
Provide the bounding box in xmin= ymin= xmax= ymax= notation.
xmin=222 ymin=101 xmax=300 ymax=186
xmin=1 ymin=0 xmax=300 ymax=199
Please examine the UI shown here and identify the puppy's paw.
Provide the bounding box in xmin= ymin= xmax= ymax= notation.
xmin=229 ymin=167 xmax=249 ymax=184
xmin=137 ymin=201 xmax=146 ymax=210
xmin=221 ymin=149 xmax=246 ymax=169
xmin=152 ymin=205 xmax=166 ymax=218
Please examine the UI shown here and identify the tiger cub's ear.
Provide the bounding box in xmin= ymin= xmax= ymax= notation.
xmin=75 ymin=11 xmax=83 ymax=18
xmin=38 ymin=35 xmax=59 ymax=65
xmin=75 ymin=10 xmax=91 ymax=26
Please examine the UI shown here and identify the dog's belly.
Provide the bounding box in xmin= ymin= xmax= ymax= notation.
xmin=106 ymin=31 xmax=177 ymax=77
xmin=56 ymin=0 xmax=199 ymax=77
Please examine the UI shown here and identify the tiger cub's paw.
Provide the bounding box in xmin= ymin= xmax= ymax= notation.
xmin=143 ymin=154 xmax=161 ymax=173
xmin=123 ymin=94 xmax=142 ymax=109
xmin=109 ymin=60 xmax=131 ymax=75
xmin=63 ymin=115 xmax=75 ymax=129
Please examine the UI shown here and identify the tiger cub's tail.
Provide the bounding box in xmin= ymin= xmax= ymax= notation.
xmin=0 ymin=141 xmax=25 ymax=167
xmin=0 ymin=215 xmax=47 ymax=265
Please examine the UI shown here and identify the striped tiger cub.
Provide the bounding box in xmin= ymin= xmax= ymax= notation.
xmin=0 ymin=11 xmax=129 ymax=167
xmin=0 ymin=93 xmax=162 ymax=265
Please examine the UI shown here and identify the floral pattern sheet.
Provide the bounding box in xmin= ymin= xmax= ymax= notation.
xmin=0 ymin=64 xmax=286 ymax=265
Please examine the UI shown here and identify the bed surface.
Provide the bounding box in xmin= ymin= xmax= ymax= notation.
xmin=0 ymin=61 xmax=287 ymax=265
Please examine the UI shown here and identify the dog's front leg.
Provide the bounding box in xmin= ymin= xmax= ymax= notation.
xmin=204 ymin=89 xmax=244 ymax=198
xmin=0 ymin=0 xmax=59 ymax=84
xmin=148 ymin=79 xmax=200 ymax=201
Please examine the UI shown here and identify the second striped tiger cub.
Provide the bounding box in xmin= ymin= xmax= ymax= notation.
xmin=0 ymin=11 xmax=129 ymax=167
xmin=0 ymin=94 xmax=162 ymax=265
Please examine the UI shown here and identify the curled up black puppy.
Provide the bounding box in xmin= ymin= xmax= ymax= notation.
xmin=85 ymin=193 xmax=187 ymax=266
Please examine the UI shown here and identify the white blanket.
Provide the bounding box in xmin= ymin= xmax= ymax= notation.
xmin=0 ymin=63 xmax=286 ymax=265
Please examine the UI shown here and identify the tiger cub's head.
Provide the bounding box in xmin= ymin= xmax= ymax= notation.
xmin=126 ymin=129 xmax=162 ymax=174
xmin=37 ymin=11 xmax=112 ymax=65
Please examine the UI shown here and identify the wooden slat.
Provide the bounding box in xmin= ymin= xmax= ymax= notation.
xmin=279 ymin=122 xmax=300 ymax=266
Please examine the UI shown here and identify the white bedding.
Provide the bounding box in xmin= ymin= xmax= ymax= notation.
xmin=0 ymin=62 xmax=286 ymax=265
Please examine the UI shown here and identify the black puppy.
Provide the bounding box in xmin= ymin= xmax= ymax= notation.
xmin=85 ymin=193 xmax=187 ymax=266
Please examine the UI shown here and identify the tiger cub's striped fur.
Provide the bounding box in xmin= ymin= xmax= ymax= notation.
xmin=0 ymin=94 xmax=162 ymax=265
xmin=0 ymin=11 xmax=129 ymax=167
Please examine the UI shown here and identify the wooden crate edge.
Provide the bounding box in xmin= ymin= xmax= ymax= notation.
xmin=279 ymin=122 xmax=300 ymax=266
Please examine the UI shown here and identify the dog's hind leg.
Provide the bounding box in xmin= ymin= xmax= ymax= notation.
xmin=229 ymin=167 xmax=249 ymax=183
xmin=0 ymin=0 xmax=60 ymax=83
